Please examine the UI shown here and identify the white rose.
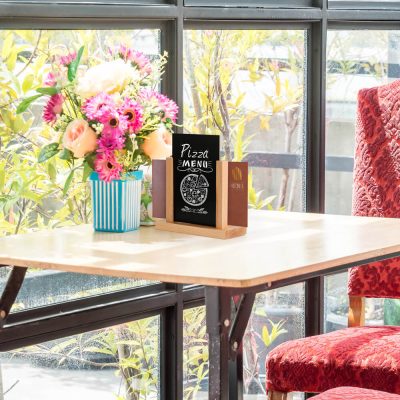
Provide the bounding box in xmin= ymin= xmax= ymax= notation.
xmin=76 ymin=60 xmax=139 ymax=98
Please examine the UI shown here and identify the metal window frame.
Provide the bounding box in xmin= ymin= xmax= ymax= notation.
xmin=1 ymin=1 xmax=400 ymax=398
xmin=329 ymin=0 xmax=400 ymax=10
xmin=184 ymin=0 xmax=314 ymax=8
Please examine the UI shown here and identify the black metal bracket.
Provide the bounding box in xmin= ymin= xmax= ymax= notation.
xmin=0 ymin=265 xmax=27 ymax=328
xmin=206 ymin=287 xmax=256 ymax=400
xmin=229 ymin=293 xmax=256 ymax=360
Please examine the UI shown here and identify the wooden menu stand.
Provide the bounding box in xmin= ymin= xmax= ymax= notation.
xmin=155 ymin=158 xmax=247 ymax=239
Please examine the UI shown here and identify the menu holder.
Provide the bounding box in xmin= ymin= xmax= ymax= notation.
xmin=153 ymin=157 xmax=247 ymax=239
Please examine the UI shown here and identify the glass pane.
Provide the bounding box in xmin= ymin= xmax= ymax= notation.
xmin=183 ymin=29 xmax=306 ymax=212
xmin=12 ymin=270 xmax=155 ymax=312
xmin=0 ymin=315 xmax=160 ymax=399
xmin=0 ymin=29 xmax=161 ymax=310
xmin=183 ymin=306 xmax=208 ymax=398
xmin=244 ymin=283 xmax=305 ymax=399
xmin=325 ymin=273 xmax=385 ymax=333
xmin=324 ymin=272 xmax=349 ymax=333
xmin=326 ymin=30 xmax=400 ymax=215
xmin=183 ymin=287 xmax=305 ymax=400
xmin=325 ymin=30 xmax=400 ymax=330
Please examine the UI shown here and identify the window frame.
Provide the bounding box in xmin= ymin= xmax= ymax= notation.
xmin=2 ymin=1 xmax=400 ymax=398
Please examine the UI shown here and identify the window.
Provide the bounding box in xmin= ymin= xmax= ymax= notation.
xmin=324 ymin=29 xmax=400 ymax=332
xmin=2 ymin=1 xmax=400 ymax=399
xmin=184 ymin=29 xmax=306 ymax=212
xmin=1 ymin=315 xmax=160 ymax=399
xmin=0 ymin=29 xmax=161 ymax=310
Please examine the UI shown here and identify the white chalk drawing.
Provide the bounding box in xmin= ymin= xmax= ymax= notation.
xmin=177 ymin=159 xmax=214 ymax=173
xmin=180 ymin=173 xmax=209 ymax=206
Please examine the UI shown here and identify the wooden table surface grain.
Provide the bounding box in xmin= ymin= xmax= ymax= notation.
xmin=0 ymin=211 xmax=399 ymax=288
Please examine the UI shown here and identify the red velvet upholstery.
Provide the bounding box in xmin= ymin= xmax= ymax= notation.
xmin=266 ymin=326 xmax=400 ymax=394
xmin=312 ymin=387 xmax=400 ymax=400
xmin=349 ymin=80 xmax=400 ymax=298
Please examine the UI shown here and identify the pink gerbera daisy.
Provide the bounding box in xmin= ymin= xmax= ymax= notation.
xmin=83 ymin=93 xmax=115 ymax=121
xmin=114 ymin=45 xmax=152 ymax=76
xmin=97 ymin=126 xmax=126 ymax=153
xmin=57 ymin=51 xmax=77 ymax=67
xmin=42 ymin=94 xmax=64 ymax=125
xmin=118 ymin=98 xmax=144 ymax=134
xmin=98 ymin=108 xmax=129 ymax=134
xmin=139 ymin=89 xmax=178 ymax=123
xmin=94 ymin=152 xmax=123 ymax=183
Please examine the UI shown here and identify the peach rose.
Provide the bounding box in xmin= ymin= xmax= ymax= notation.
xmin=141 ymin=124 xmax=172 ymax=160
xmin=63 ymin=119 xmax=97 ymax=158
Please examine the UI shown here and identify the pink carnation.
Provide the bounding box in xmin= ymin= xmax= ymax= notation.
xmin=83 ymin=93 xmax=115 ymax=121
xmin=57 ymin=51 xmax=77 ymax=66
xmin=42 ymin=94 xmax=64 ymax=125
xmin=118 ymin=98 xmax=144 ymax=134
xmin=139 ymin=89 xmax=178 ymax=123
xmin=97 ymin=126 xmax=125 ymax=153
xmin=114 ymin=45 xmax=152 ymax=75
xmin=94 ymin=152 xmax=123 ymax=183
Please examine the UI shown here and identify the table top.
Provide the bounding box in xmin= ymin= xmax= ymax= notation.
xmin=0 ymin=211 xmax=399 ymax=288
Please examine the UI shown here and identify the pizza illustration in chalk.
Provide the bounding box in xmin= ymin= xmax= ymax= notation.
xmin=180 ymin=173 xmax=209 ymax=206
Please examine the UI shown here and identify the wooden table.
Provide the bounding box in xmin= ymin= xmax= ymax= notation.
xmin=1 ymin=210 xmax=400 ymax=399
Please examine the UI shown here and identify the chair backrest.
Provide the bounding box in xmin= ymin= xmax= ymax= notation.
xmin=348 ymin=79 xmax=400 ymax=300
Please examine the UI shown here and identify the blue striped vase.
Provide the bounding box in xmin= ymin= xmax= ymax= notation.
xmin=90 ymin=171 xmax=143 ymax=232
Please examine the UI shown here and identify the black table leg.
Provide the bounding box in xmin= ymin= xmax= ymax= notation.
xmin=206 ymin=286 xmax=231 ymax=400
xmin=0 ymin=266 xmax=27 ymax=327
xmin=206 ymin=287 xmax=256 ymax=400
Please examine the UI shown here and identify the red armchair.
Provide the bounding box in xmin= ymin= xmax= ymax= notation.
xmin=266 ymin=80 xmax=400 ymax=400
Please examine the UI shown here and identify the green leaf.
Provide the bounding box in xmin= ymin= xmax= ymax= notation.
xmin=36 ymin=87 xmax=59 ymax=96
xmin=262 ymin=325 xmax=271 ymax=346
xmin=1 ymin=33 xmax=13 ymax=60
xmin=47 ymin=162 xmax=57 ymax=183
xmin=141 ymin=193 xmax=152 ymax=208
xmin=38 ymin=143 xmax=59 ymax=163
xmin=22 ymin=74 xmax=34 ymax=93
xmin=59 ymin=148 xmax=73 ymax=161
xmin=0 ymin=167 xmax=5 ymax=193
xmin=67 ymin=46 xmax=84 ymax=82
xmin=63 ymin=169 xmax=75 ymax=196
xmin=16 ymin=94 xmax=43 ymax=114
xmin=83 ymin=162 xmax=93 ymax=182
xmin=124 ymin=134 xmax=133 ymax=152
xmin=84 ymin=152 xmax=96 ymax=169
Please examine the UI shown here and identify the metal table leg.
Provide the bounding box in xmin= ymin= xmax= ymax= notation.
xmin=206 ymin=286 xmax=231 ymax=400
xmin=206 ymin=286 xmax=256 ymax=400
xmin=0 ymin=266 xmax=27 ymax=327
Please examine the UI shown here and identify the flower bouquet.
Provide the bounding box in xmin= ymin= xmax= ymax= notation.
xmin=18 ymin=45 xmax=178 ymax=232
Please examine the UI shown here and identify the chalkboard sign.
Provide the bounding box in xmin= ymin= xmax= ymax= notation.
xmin=173 ymin=134 xmax=220 ymax=227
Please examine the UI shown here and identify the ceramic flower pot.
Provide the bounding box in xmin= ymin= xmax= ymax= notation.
xmin=90 ymin=170 xmax=143 ymax=232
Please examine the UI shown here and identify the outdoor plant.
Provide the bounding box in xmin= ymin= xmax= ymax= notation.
xmin=7 ymin=317 xmax=160 ymax=400
xmin=183 ymin=29 xmax=305 ymax=211
xmin=17 ymin=44 xmax=178 ymax=186
xmin=181 ymin=305 xmax=288 ymax=398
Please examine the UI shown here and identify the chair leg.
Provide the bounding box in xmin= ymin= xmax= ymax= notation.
xmin=348 ymin=295 xmax=365 ymax=327
xmin=268 ymin=390 xmax=288 ymax=400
